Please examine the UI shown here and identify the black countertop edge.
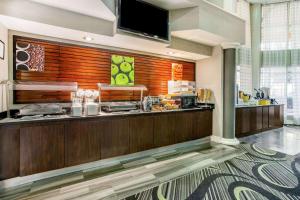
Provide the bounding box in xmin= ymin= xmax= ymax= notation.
xmin=235 ymin=104 xmax=284 ymax=108
xmin=0 ymin=107 xmax=213 ymax=126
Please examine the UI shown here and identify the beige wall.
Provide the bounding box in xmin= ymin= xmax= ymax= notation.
xmin=196 ymin=46 xmax=223 ymax=138
xmin=223 ymin=0 xmax=237 ymax=13
xmin=206 ymin=0 xmax=237 ymax=14
xmin=170 ymin=0 xmax=245 ymax=46
xmin=0 ymin=22 xmax=8 ymax=112
xmin=0 ymin=0 xmax=115 ymax=36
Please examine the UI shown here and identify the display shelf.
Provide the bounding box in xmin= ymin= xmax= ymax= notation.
xmin=3 ymin=81 xmax=78 ymax=118
xmin=97 ymin=83 xmax=147 ymax=91
xmin=168 ymin=80 xmax=196 ymax=95
xmin=13 ymin=81 xmax=78 ymax=91
xmin=97 ymin=83 xmax=148 ymax=112
xmin=0 ymin=80 xmax=10 ymax=116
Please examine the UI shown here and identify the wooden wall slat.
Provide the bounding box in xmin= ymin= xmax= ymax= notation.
xmin=14 ymin=36 xmax=195 ymax=103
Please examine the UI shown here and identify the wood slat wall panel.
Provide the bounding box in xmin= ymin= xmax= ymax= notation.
xmin=14 ymin=36 xmax=195 ymax=103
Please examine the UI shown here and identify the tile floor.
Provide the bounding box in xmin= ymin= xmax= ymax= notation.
xmin=240 ymin=125 xmax=300 ymax=156
xmin=124 ymin=143 xmax=299 ymax=200
xmin=1 ymin=126 xmax=300 ymax=199
xmin=0 ymin=143 xmax=242 ymax=200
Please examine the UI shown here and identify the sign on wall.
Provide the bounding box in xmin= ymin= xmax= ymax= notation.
xmin=172 ymin=63 xmax=183 ymax=81
xmin=111 ymin=55 xmax=134 ymax=86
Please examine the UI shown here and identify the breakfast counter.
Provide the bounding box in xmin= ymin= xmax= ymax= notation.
xmin=235 ymin=104 xmax=284 ymax=108
xmin=0 ymin=107 xmax=212 ymax=125
xmin=235 ymin=104 xmax=284 ymax=137
xmin=0 ymin=107 xmax=213 ymax=180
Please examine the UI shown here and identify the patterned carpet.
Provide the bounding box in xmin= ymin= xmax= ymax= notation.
xmin=125 ymin=143 xmax=300 ymax=200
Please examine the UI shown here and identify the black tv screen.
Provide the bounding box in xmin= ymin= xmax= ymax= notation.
xmin=117 ymin=0 xmax=169 ymax=41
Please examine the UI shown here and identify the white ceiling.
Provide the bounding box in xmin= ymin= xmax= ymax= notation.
xmin=143 ymin=0 xmax=196 ymax=10
xmin=0 ymin=0 xmax=216 ymax=61
xmin=171 ymin=29 xmax=231 ymax=46
xmin=31 ymin=0 xmax=197 ymax=16
xmin=30 ymin=0 xmax=115 ymax=21
xmin=0 ymin=15 xmax=208 ymax=61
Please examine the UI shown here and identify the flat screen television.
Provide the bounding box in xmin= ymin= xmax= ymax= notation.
xmin=117 ymin=0 xmax=169 ymax=41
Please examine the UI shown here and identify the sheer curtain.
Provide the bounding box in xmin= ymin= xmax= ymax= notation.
xmin=261 ymin=1 xmax=300 ymax=125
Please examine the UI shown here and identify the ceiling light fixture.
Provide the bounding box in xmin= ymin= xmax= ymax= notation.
xmin=167 ymin=51 xmax=175 ymax=55
xmin=83 ymin=36 xmax=93 ymax=41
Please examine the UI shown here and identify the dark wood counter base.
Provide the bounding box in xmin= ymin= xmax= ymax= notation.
xmin=235 ymin=105 xmax=284 ymax=138
xmin=0 ymin=109 xmax=212 ymax=180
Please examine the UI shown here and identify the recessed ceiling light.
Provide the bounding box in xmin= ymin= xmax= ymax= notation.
xmin=167 ymin=51 xmax=175 ymax=55
xmin=83 ymin=36 xmax=93 ymax=41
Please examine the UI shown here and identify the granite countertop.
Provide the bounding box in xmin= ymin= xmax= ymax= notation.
xmin=235 ymin=104 xmax=284 ymax=108
xmin=0 ymin=107 xmax=213 ymax=125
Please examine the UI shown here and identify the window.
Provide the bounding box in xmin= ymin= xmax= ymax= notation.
xmin=236 ymin=0 xmax=252 ymax=95
xmin=261 ymin=1 xmax=300 ymax=124
xmin=261 ymin=3 xmax=288 ymax=51
xmin=236 ymin=48 xmax=252 ymax=94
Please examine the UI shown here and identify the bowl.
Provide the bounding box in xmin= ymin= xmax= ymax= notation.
xmin=258 ymin=99 xmax=271 ymax=106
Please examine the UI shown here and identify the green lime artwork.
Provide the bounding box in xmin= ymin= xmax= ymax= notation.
xmin=111 ymin=55 xmax=134 ymax=86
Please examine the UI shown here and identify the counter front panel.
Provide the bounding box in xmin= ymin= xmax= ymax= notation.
xmin=235 ymin=105 xmax=284 ymax=137
xmin=0 ymin=109 xmax=212 ymax=180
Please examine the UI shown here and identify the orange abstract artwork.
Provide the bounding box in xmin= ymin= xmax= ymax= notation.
xmin=172 ymin=63 xmax=183 ymax=81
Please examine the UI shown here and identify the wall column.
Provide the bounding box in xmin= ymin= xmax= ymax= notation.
xmin=223 ymin=48 xmax=237 ymax=141
xmin=250 ymin=4 xmax=262 ymax=91
xmin=196 ymin=46 xmax=224 ymax=139
xmin=209 ymin=45 xmax=240 ymax=145
xmin=0 ymin=22 xmax=8 ymax=113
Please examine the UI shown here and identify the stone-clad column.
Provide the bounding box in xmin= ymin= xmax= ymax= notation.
xmin=222 ymin=47 xmax=240 ymax=145
xmin=250 ymin=4 xmax=262 ymax=91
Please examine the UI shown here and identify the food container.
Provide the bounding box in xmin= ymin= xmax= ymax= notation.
xmin=143 ymin=96 xmax=153 ymax=112
xmin=258 ymin=99 xmax=271 ymax=106
xmin=71 ymin=103 xmax=82 ymax=117
xmin=71 ymin=91 xmax=83 ymax=117
xmin=85 ymin=102 xmax=98 ymax=116
xmin=19 ymin=104 xmax=63 ymax=116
